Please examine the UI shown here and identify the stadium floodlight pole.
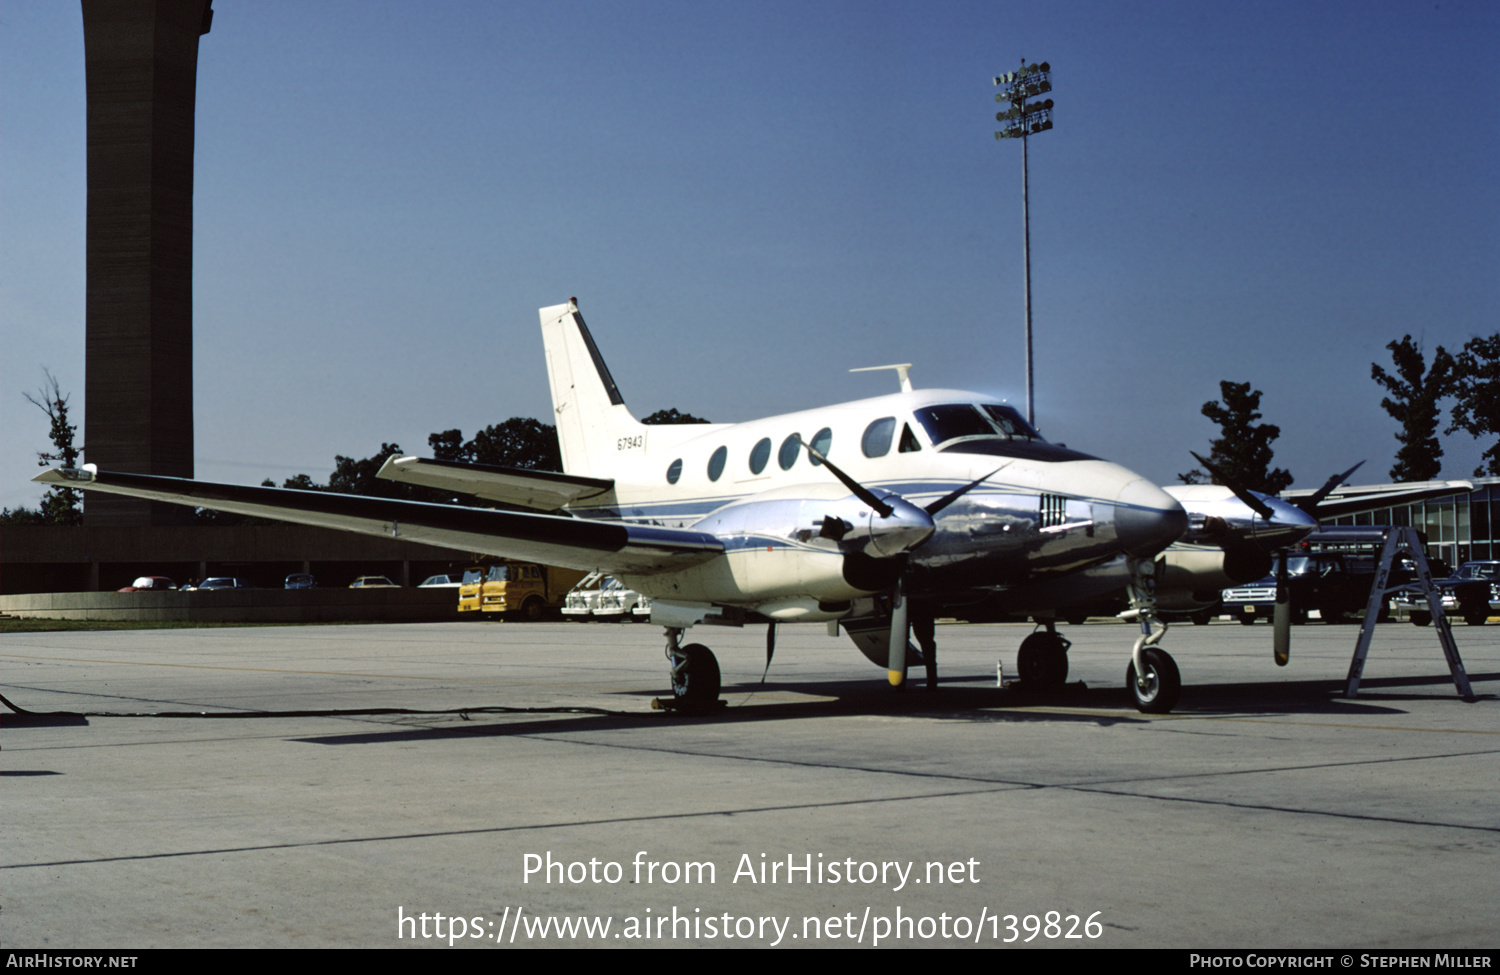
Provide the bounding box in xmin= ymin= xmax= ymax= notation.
xmin=994 ymin=60 xmax=1053 ymax=426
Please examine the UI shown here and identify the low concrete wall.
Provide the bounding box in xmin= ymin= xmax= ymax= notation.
xmin=1 ymin=524 xmax=473 ymax=594
xmin=0 ymin=587 xmax=463 ymax=623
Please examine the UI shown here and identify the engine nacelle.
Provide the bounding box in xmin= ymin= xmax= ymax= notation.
xmin=1158 ymin=546 xmax=1271 ymax=600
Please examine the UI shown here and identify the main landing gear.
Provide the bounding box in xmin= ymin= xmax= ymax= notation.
xmin=1017 ymin=623 xmax=1070 ymax=688
xmin=658 ymin=627 xmax=721 ymax=715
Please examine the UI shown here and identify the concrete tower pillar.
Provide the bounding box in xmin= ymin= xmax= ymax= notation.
xmin=81 ymin=0 xmax=213 ymax=525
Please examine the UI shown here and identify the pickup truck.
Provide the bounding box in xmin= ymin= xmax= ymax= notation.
xmin=458 ymin=561 xmax=587 ymax=621
xmin=1220 ymin=552 xmax=1374 ymax=624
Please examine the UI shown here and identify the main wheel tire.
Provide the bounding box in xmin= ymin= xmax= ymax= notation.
xmin=1017 ymin=632 xmax=1068 ymax=687
xmin=1411 ymin=611 xmax=1432 ymax=627
xmin=1126 ymin=647 xmax=1180 ymax=714
xmin=519 ymin=596 xmax=546 ymax=622
xmin=671 ymin=644 xmax=720 ymax=714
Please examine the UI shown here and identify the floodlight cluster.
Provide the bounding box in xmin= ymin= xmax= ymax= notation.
xmin=993 ymin=61 xmax=1054 ymax=140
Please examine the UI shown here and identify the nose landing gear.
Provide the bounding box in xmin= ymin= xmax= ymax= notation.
xmin=1124 ymin=556 xmax=1180 ymax=713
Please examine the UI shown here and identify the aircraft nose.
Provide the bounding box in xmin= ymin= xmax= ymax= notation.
xmin=1114 ymin=477 xmax=1188 ymax=557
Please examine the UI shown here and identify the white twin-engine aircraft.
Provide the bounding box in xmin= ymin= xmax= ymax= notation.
xmin=39 ymin=298 xmax=1323 ymax=714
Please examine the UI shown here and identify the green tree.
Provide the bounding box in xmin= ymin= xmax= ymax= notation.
xmin=278 ymin=417 xmax=565 ymax=504
xmin=466 ymin=419 xmax=561 ymax=471
xmin=1446 ymin=333 xmax=1500 ymax=477
xmin=282 ymin=473 xmax=323 ymax=491
xmin=428 ymin=428 xmax=469 ymax=462
xmin=327 ymin=442 xmax=419 ymax=497
xmin=1178 ymin=381 xmax=1293 ymax=493
xmin=1371 ymin=335 xmax=1455 ymax=482
xmin=281 ymin=443 xmax=428 ymax=500
xmin=20 ymin=370 xmax=83 ymax=526
xmin=641 ymin=408 xmax=711 ymax=425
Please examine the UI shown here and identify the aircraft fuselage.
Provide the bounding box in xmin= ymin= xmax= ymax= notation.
xmin=561 ymin=388 xmax=1186 ymax=620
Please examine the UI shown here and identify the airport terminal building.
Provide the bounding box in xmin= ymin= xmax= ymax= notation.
xmin=1286 ymin=476 xmax=1500 ymax=567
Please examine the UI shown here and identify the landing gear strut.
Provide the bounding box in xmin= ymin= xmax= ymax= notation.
xmin=1017 ymin=622 xmax=1070 ymax=687
xmin=662 ymin=627 xmax=721 ymax=714
xmin=1124 ymin=556 xmax=1180 ymax=713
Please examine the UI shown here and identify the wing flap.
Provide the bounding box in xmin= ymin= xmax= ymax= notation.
xmin=36 ymin=467 xmax=720 ymax=574
xmin=375 ymin=455 xmax=614 ymax=510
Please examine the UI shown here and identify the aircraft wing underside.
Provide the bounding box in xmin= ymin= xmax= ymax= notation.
xmin=35 ymin=468 xmax=722 ymax=574
xmin=374 ymin=455 xmax=615 ymax=511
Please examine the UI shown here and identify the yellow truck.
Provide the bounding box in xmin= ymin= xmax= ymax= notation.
xmin=457 ymin=561 xmax=588 ymax=621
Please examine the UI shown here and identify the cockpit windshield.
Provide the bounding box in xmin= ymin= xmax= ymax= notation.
xmin=980 ymin=404 xmax=1041 ymax=440
xmin=913 ymin=403 xmax=1042 ymax=446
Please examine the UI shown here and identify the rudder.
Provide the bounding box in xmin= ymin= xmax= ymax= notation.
xmin=539 ymin=299 xmax=644 ymax=477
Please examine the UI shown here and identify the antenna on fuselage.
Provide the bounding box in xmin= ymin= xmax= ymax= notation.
xmin=850 ymin=363 xmax=914 ymax=393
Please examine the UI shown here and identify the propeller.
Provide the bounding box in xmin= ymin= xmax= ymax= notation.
xmin=1273 ymin=550 xmax=1291 ymax=666
xmin=1293 ymin=460 xmax=1365 ymax=517
xmin=1192 ymin=453 xmax=1366 ymax=666
xmin=763 ymin=622 xmax=777 ymax=684
xmin=794 ymin=437 xmax=894 ymax=518
xmin=1191 ymin=451 xmax=1273 ymax=520
xmin=889 ymin=571 xmax=910 ymax=687
xmin=924 ymin=465 xmax=1008 ymax=517
xmin=796 ymin=437 xmax=1002 ymax=689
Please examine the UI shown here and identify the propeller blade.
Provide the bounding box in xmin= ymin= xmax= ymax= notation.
xmin=795 ymin=437 xmax=893 ymax=518
xmin=924 ymin=466 xmax=1007 ymax=516
xmin=1273 ymin=551 xmax=1291 ymax=666
xmin=762 ymin=622 xmax=776 ymax=684
xmin=1296 ymin=460 xmax=1366 ymax=516
xmin=1191 ymin=451 xmax=1274 ymax=521
xmin=888 ymin=576 xmax=909 ymax=688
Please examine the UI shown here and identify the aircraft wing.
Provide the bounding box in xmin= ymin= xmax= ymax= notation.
xmin=1290 ymin=480 xmax=1475 ymax=520
xmin=375 ymin=455 xmax=614 ymax=511
xmin=34 ymin=467 xmax=721 ymax=574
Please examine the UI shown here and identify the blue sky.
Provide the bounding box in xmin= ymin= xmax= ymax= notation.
xmin=4 ymin=0 xmax=1498 ymax=510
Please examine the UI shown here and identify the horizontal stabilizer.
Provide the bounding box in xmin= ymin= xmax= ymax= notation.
xmin=376 ymin=455 xmax=613 ymax=511
xmin=35 ymin=467 xmax=720 ymax=575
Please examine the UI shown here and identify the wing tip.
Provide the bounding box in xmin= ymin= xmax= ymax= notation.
xmin=33 ymin=464 xmax=96 ymax=485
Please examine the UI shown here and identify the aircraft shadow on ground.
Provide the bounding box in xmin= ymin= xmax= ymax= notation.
xmin=289 ymin=670 xmax=1495 ymax=747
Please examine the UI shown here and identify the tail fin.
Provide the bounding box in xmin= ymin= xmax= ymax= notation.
xmin=540 ymin=299 xmax=645 ymax=477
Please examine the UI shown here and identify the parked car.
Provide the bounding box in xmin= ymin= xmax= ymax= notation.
xmin=1392 ymin=560 xmax=1499 ymax=626
xmin=117 ymin=576 xmax=177 ymax=592
xmin=284 ymin=573 xmax=317 ymax=589
xmin=593 ymin=576 xmax=646 ymax=621
xmin=198 ymin=577 xmax=253 ymax=590
xmin=417 ymin=574 xmax=464 ymax=588
xmin=563 ymin=571 xmax=607 ymax=619
xmin=349 ymin=576 xmax=399 ymax=588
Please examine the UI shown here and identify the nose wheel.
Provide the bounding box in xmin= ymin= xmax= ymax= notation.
xmin=1126 ymin=647 xmax=1180 ymax=713
xmin=1124 ymin=555 xmax=1180 ymax=713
